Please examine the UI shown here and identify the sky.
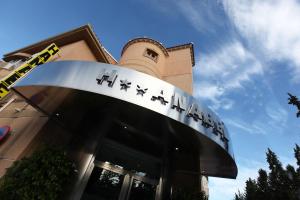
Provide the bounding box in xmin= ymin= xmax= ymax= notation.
xmin=1 ymin=0 xmax=300 ymax=199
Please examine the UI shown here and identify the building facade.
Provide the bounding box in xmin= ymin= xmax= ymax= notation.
xmin=0 ymin=25 xmax=237 ymax=199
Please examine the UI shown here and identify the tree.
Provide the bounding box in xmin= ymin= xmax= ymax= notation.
xmin=0 ymin=147 xmax=75 ymax=200
xmin=295 ymin=144 xmax=300 ymax=172
xmin=234 ymin=145 xmax=300 ymax=200
xmin=294 ymin=144 xmax=300 ymax=198
xmin=266 ymin=148 xmax=288 ymax=200
xmin=288 ymin=93 xmax=300 ymax=117
xmin=244 ymin=179 xmax=258 ymax=200
xmin=256 ymin=169 xmax=269 ymax=200
xmin=234 ymin=191 xmax=244 ymax=200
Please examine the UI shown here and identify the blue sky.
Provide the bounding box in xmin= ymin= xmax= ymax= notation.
xmin=1 ymin=0 xmax=300 ymax=199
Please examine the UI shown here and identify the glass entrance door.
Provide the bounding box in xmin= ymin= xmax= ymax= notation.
xmin=81 ymin=167 xmax=125 ymax=200
xmin=81 ymin=161 xmax=158 ymax=200
xmin=128 ymin=176 xmax=157 ymax=200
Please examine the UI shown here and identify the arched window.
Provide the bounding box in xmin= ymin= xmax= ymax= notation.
xmin=144 ymin=48 xmax=159 ymax=62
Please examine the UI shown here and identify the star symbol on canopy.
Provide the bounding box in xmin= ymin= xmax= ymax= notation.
xmin=120 ymin=79 xmax=131 ymax=91
xmin=136 ymin=85 xmax=148 ymax=96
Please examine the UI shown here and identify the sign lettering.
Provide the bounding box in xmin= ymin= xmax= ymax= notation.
xmin=0 ymin=43 xmax=60 ymax=100
xmin=95 ymin=69 xmax=229 ymax=147
xmin=171 ymin=92 xmax=187 ymax=112
xmin=187 ymin=103 xmax=202 ymax=121
xmin=151 ymin=90 xmax=168 ymax=105
xmin=0 ymin=82 xmax=9 ymax=98
xmin=96 ymin=69 xmax=118 ymax=87
xmin=2 ymin=71 xmax=21 ymax=86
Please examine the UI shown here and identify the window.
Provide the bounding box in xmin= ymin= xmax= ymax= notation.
xmin=0 ymin=60 xmax=24 ymax=71
xmin=144 ymin=48 xmax=159 ymax=62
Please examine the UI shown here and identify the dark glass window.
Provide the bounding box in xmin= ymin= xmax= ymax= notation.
xmin=144 ymin=48 xmax=159 ymax=62
xmin=129 ymin=179 xmax=156 ymax=200
xmin=81 ymin=167 xmax=124 ymax=200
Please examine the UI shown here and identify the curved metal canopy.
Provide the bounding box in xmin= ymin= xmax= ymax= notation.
xmin=12 ymin=61 xmax=237 ymax=178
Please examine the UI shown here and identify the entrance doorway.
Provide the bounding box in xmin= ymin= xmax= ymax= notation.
xmin=81 ymin=161 xmax=158 ymax=200
xmin=80 ymin=119 xmax=164 ymax=200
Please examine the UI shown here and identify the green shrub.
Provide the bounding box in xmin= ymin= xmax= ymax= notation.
xmin=0 ymin=147 xmax=75 ymax=200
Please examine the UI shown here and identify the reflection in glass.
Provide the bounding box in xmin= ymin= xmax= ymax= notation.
xmin=81 ymin=167 xmax=124 ymax=200
xmin=129 ymin=179 xmax=156 ymax=200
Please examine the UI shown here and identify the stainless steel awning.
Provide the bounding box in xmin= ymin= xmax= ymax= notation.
xmin=12 ymin=60 xmax=237 ymax=178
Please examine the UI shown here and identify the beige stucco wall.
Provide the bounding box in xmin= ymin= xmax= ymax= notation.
xmin=163 ymin=74 xmax=193 ymax=94
xmin=0 ymin=70 xmax=9 ymax=78
xmin=119 ymin=41 xmax=193 ymax=94
xmin=0 ymin=96 xmax=48 ymax=176
xmin=119 ymin=42 xmax=167 ymax=79
xmin=56 ymin=40 xmax=97 ymax=62
xmin=164 ymin=49 xmax=193 ymax=76
xmin=201 ymin=176 xmax=209 ymax=197
xmin=163 ymin=49 xmax=193 ymax=94
xmin=0 ymin=39 xmax=99 ymax=177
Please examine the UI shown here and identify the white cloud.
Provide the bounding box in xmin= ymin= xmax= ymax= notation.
xmin=194 ymin=81 xmax=235 ymax=110
xmin=223 ymin=99 xmax=288 ymax=135
xmin=194 ymin=81 xmax=224 ymax=101
xmin=144 ymin=0 xmax=266 ymax=111
xmin=225 ymin=118 xmax=268 ymax=135
xmin=137 ymin=0 xmax=224 ymax=34
xmin=194 ymin=40 xmax=263 ymax=110
xmin=197 ymin=40 xmax=263 ymax=86
xmin=266 ymin=103 xmax=288 ymax=123
xmin=222 ymin=99 xmax=234 ymax=110
xmin=222 ymin=0 xmax=300 ymax=82
xmin=173 ymin=0 xmax=223 ymax=33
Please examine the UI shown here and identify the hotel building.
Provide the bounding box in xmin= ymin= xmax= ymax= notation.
xmin=0 ymin=25 xmax=237 ymax=199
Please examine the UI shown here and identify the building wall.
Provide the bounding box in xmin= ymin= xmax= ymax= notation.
xmin=56 ymin=40 xmax=98 ymax=62
xmin=0 ymin=35 xmax=198 ymax=198
xmin=119 ymin=41 xmax=193 ymax=94
xmin=0 ymin=95 xmax=48 ymax=176
xmin=164 ymin=49 xmax=193 ymax=94
xmin=0 ymin=39 xmax=99 ymax=177
xmin=201 ymin=176 xmax=209 ymax=197
xmin=119 ymin=42 xmax=167 ymax=79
